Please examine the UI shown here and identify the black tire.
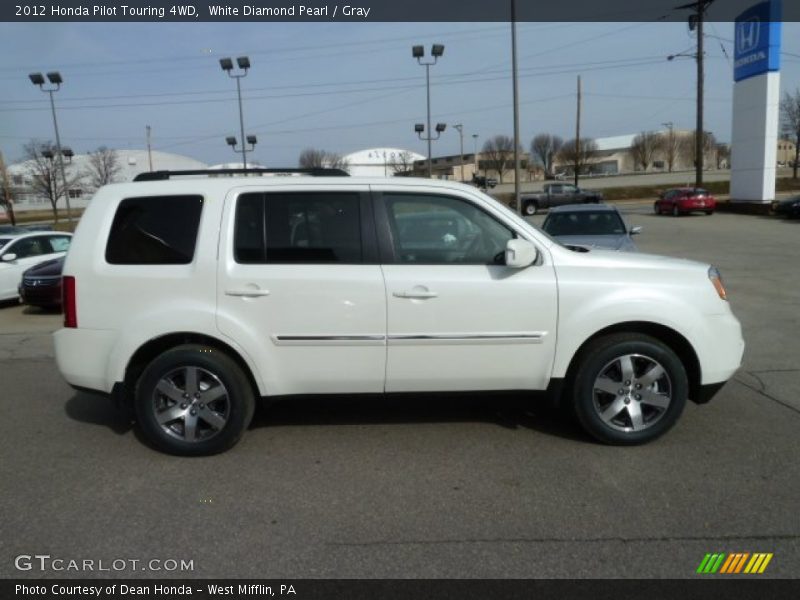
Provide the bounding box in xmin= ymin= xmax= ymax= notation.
xmin=135 ymin=344 xmax=256 ymax=456
xmin=569 ymin=333 xmax=688 ymax=445
xmin=523 ymin=200 xmax=538 ymax=216
xmin=705 ymin=210 xmax=713 ymax=215
xmin=653 ymin=202 xmax=661 ymax=215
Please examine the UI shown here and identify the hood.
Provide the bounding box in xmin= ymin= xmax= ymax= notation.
xmin=23 ymin=257 xmax=65 ymax=277
xmin=554 ymin=234 xmax=637 ymax=252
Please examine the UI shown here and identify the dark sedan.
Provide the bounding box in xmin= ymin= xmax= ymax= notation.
xmin=18 ymin=256 xmax=64 ymax=309
xmin=774 ymin=195 xmax=800 ymax=218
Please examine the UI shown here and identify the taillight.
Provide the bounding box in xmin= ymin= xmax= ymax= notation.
xmin=63 ymin=275 xmax=77 ymax=328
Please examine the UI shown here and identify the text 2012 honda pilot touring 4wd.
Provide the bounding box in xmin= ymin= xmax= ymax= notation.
xmin=54 ymin=169 xmax=744 ymax=455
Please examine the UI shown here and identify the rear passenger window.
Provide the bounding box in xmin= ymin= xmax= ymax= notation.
xmin=106 ymin=195 xmax=203 ymax=265
xmin=234 ymin=192 xmax=362 ymax=264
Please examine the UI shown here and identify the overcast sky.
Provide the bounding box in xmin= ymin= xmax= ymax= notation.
xmin=1 ymin=20 xmax=799 ymax=167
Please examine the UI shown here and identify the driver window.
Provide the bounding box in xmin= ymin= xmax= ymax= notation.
xmin=384 ymin=194 xmax=514 ymax=265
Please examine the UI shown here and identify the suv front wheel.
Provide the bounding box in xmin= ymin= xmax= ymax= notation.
xmin=134 ymin=344 xmax=256 ymax=455
xmin=570 ymin=334 xmax=687 ymax=445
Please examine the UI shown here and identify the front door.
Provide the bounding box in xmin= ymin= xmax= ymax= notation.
xmin=374 ymin=188 xmax=558 ymax=393
xmin=216 ymin=186 xmax=387 ymax=396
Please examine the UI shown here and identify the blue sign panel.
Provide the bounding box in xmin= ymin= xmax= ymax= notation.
xmin=734 ymin=0 xmax=782 ymax=82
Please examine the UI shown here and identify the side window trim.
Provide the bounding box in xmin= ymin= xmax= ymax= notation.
xmin=371 ymin=190 xmax=518 ymax=266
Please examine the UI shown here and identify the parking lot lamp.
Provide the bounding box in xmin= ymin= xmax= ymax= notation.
xmin=413 ymin=44 xmax=445 ymax=178
xmin=29 ymin=71 xmax=72 ymax=224
xmin=220 ymin=56 xmax=251 ymax=170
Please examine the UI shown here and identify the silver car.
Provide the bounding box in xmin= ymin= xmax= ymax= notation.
xmin=541 ymin=203 xmax=641 ymax=252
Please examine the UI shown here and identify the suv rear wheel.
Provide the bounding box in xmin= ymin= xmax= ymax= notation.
xmin=134 ymin=344 xmax=255 ymax=455
xmin=570 ymin=333 xmax=687 ymax=445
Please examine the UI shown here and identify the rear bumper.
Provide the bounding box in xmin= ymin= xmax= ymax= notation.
xmin=53 ymin=327 xmax=117 ymax=393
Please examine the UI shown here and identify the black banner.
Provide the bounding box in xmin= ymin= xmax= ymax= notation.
xmin=3 ymin=0 xmax=800 ymax=23
xmin=4 ymin=579 xmax=800 ymax=600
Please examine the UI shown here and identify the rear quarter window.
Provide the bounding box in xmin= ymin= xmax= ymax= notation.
xmin=105 ymin=195 xmax=203 ymax=265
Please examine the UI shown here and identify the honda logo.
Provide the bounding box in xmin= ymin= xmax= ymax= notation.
xmin=737 ymin=17 xmax=760 ymax=54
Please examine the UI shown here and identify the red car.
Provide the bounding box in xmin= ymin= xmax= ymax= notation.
xmin=654 ymin=188 xmax=716 ymax=216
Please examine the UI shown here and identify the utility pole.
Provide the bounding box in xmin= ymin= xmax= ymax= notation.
xmin=575 ymin=75 xmax=582 ymax=187
xmin=0 ymin=151 xmax=16 ymax=226
xmin=454 ymin=124 xmax=465 ymax=181
xmin=675 ymin=0 xmax=715 ymax=187
xmin=695 ymin=4 xmax=705 ymax=187
xmin=511 ymin=0 xmax=522 ymax=213
xmin=146 ymin=125 xmax=153 ymax=171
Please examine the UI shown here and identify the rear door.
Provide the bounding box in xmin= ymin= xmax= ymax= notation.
xmin=216 ymin=185 xmax=387 ymax=396
xmin=374 ymin=185 xmax=558 ymax=393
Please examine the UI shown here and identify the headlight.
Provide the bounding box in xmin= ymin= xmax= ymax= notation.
xmin=708 ymin=266 xmax=727 ymax=301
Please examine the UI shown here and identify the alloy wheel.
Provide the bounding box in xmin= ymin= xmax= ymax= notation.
xmin=591 ymin=353 xmax=672 ymax=433
xmin=152 ymin=366 xmax=230 ymax=442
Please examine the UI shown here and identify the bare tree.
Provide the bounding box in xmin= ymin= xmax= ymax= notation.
xmin=0 ymin=151 xmax=17 ymax=225
xmin=662 ymin=129 xmax=681 ymax=172
xmin=298 ymin=148 xmax=327 ymax=168
xmin=530 ymin=133 xmax=563 ymax=178
xmin=630 ymin=131 xmax=664 ymax=172
xmin=85 ymin=146 xmax=121 ymax=189
xmin=780 ymin=89 xmax=800 ymax=179
xmin=481 ymin=135 xmax=515 ymax=183
xmin=391 ymin=151 xmax=415 ymax=176
xmin=23 ymin=141 xmax=80 ymax=222
xmin=558 ymin=137 xmax=598 ymax=178
xmin=680 ymin=131 xmax=717 ymax=171
xmin=715 ymin=143 xmax=731 ymax=169
xmin=298 ymin=148 xmax=350 ymax=172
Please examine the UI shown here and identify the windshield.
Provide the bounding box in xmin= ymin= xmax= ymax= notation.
xmin=0 ymin=238 xmax=10 ymax=250
xmin=543 ymin=211 xmax=626 ymax=236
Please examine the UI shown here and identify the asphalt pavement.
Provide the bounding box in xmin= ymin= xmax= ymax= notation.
xmin=0 ymin=208 xmax=798 ymax=579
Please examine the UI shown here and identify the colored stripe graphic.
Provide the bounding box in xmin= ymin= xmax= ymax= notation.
xmin=700 ymin=552 xmax=773 ymax=574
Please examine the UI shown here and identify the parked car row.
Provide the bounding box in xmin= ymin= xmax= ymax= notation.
xmin=0 ymin=231 xmax=71 ymax=307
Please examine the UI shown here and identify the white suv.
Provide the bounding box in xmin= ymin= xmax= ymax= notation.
xmin=54 ymin=170 xmax=744 ymax=455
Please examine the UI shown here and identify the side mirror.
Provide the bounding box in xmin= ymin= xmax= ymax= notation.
xmin=1 ymin=253 xmax=16 ymax=262
xmin=505 ymin=239 xmax=538 ymax=268
xmin=629 ymin=226 xmax=642 ymax=235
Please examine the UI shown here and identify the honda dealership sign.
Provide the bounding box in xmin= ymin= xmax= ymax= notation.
xmin=734 ymin=0 xmax=781 ymax=82
xmin=730 ymin=0 xmax=782 ymax=203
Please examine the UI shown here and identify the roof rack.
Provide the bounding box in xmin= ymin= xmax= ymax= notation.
xmin=133 ymin=168 xmax=350 ymax=182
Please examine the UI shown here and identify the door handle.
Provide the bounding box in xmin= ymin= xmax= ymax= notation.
xmin=393 ymin=290 xmax=438 ymax=299
xmin=225 ymin=288 xmax=270 ymax=298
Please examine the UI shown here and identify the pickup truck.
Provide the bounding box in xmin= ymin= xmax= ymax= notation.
xmin=520 ymin=183 xmax=603 ymax=216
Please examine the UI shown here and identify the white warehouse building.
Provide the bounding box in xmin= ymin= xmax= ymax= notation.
xmin=342 ymin=147 xmax=424 ymax=177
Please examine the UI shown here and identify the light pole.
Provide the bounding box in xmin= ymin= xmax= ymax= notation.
xmin=415 ymin=123 xmax=447 ymax=178
xmin=453 ymin=124 xmax=465 ymax=182
xmin=413 ymin=44 xmax=444 ymax=178
xmin=662 ymin=121 xmax=675 ymax=172
xmin=220 ymin=56 xmax=251 ymax=170
xmin=29 ymin=71 xmax=72 ymax=224
xmin=226 ymin=135 xmax=257 ymax=166
xmin=472 ymin=134 xmax=480 ymax=176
